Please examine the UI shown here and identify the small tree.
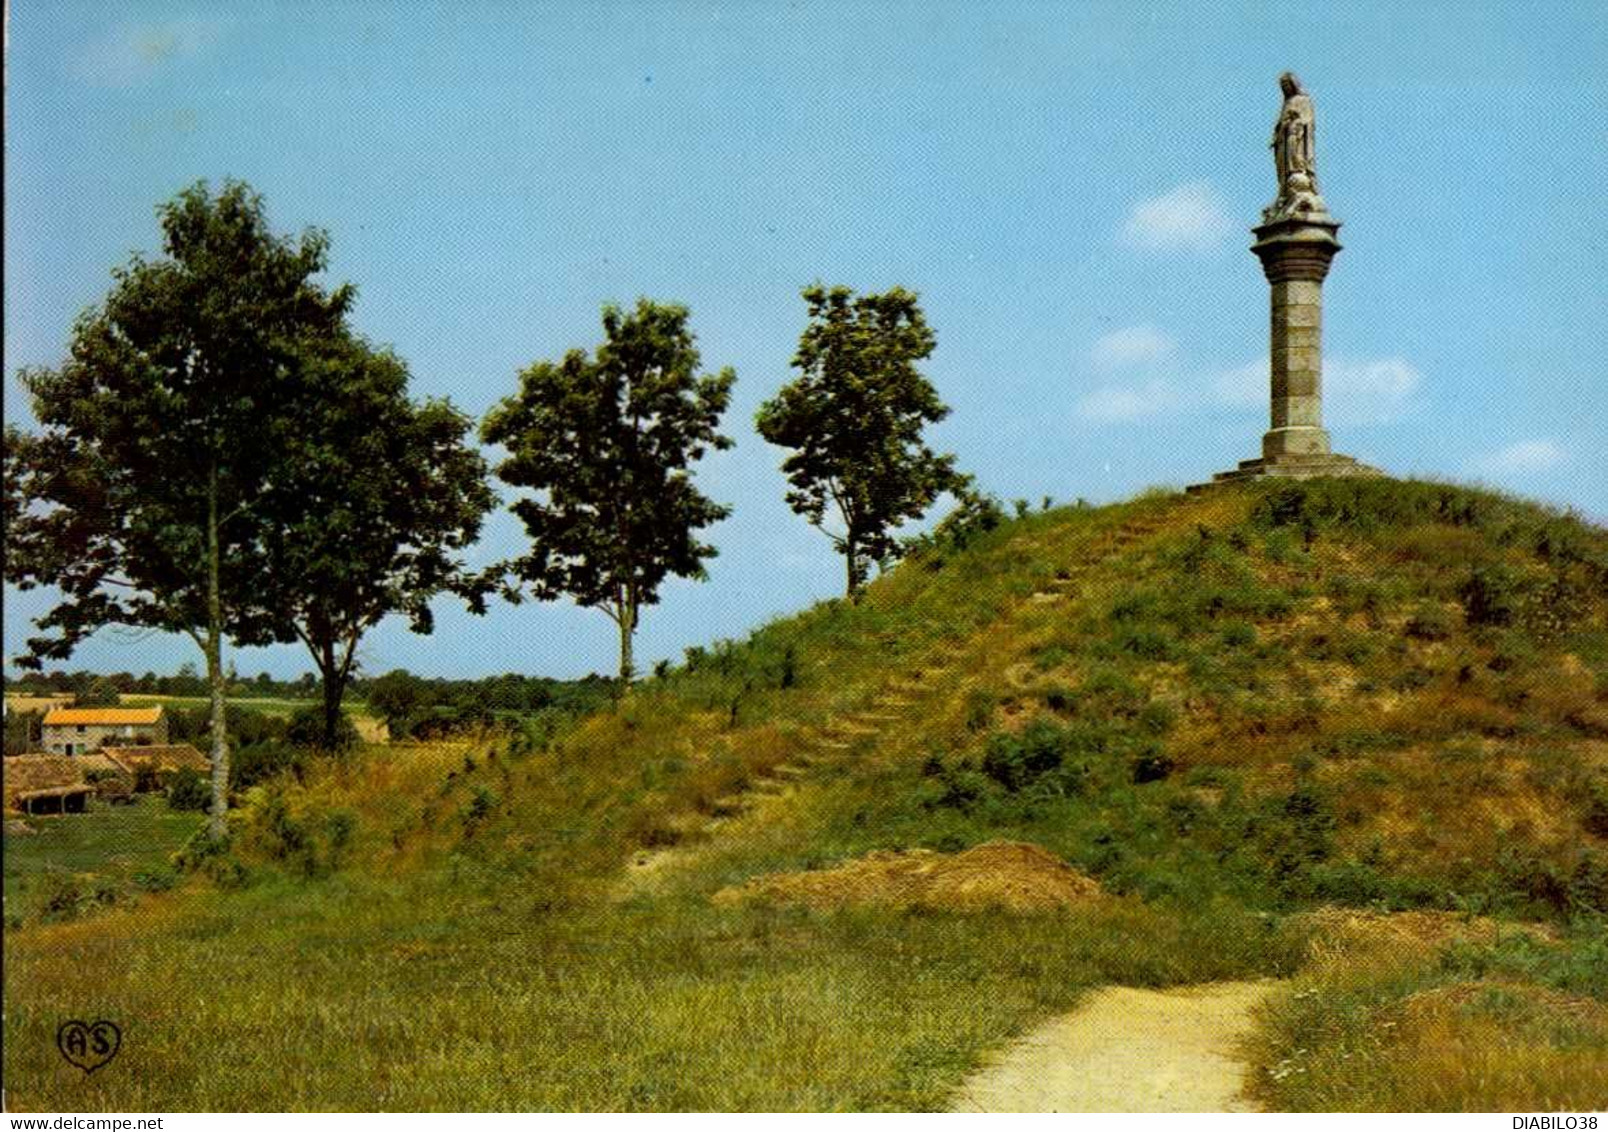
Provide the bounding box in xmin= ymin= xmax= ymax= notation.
xmin=482 ymin=299 xmax=734 ymax=684
xmin=4 ymin=181 xmax=350 ymax=840
xmin=73 ymin=677 xmax=123 ymax=708
xmin=756 ymin=284 xmax=967 ymax=595
xmin=363 ymin=669 xmax=429 ymax=739
xmin=257 ymin=329 xmax=495 ymax=747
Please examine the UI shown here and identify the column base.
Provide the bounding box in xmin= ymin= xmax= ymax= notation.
xmin=1263 ymin=425 xmax=1331 ymax=459
xmin=1186 ymin=452 xmax=1385 ymax=494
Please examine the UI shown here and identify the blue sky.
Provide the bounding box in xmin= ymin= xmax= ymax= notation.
xmin=6 ymin=1 xmax=1606 ymax=681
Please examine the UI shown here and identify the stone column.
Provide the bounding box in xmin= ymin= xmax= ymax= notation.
xmin=1251 ymin=216 xmax=1342 ymax=460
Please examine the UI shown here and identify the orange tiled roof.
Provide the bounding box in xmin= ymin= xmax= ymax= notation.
xmin=41 ymin=707 xmax=163 ymax=727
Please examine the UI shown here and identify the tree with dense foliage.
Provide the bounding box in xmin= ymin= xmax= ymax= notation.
xmin=256 ymin=330 xmax=495 ymax=748
xmin=72 ymin=677 xmax=122 ymax=708
xmin=362 ymin=669 xmax=430 ymax=740
xmin=4 ymin=180 xmax=350 ymax=839
xmin=482 ymin=300 xmax=735 ymax=684
xmin=755 ymin=284 xmax=968 ymax=596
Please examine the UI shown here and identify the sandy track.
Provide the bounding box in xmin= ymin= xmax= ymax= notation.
xmin=950 ymin=981 xmax=1276 ymax=1112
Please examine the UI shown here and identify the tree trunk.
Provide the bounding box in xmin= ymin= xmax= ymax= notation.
xmin=205 ymin=467 xmax=230 ymax=842
xmin=617 ymin=592 xmax=635 ymax=688
xmin=844 ymin=532 xmax=861 ymax=598
xmin=319 ymin=638 xmax=342 ymax=749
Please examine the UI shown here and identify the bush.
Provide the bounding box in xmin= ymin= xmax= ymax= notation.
xmin=1583 ymin=780 xmax=1608 ymax=840
xmin=962 ymin=689 xmax=997 ymax=732
xmin=1130 ymin=746 xmax=1176 ymax=784
xmin=461 ymin=785 xmax=500 ymax=830
xmin=39 ymin=869 xmax=87 ymax=919
xmin=237 ymin=787 xmax=357 ymax=877
xmin=923 ymin=764 xmax=990 ymax=812
xmin=1405 ymin=604 xmax=1454 ymax=641
xmin=1460 ymin=566 xmax=1519 ymax=627
xmin=172 ymin=828 xmax=251 ymax=889
xmin=130 ymin=865 xmax=176 ymax=893
xmin=1219 ymin=621 xmax=1258 ymax=650
xmin=167 ymin=767 xmax=210 ymax=811
xmin=232 ymin=740 xmax=306 ymax=790
xmin=286 ymin=705 xmax=359 ymax=752
xmin=980 ymin=719 xmax=1089 ymax=794
xmin=905 ymin=488 xmax=1005 ymax=561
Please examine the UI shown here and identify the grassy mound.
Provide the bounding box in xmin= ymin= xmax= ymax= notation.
xmin=4 ymin=477 xmax=1606 ymax=1110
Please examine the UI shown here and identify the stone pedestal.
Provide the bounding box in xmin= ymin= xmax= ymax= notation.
xmin=1189 ymin=215 xmax=1383 ymax=492
xmin=1255 ymin=216 xmax=1339 ymax=459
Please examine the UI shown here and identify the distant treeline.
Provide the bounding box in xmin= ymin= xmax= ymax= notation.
xmin=6 ymin=667 xmax=318 ymax=701
xmin=360 ymin=670 xmax=616 ymax=739
xmin=4 ymin=668 xmax=617 ymax=745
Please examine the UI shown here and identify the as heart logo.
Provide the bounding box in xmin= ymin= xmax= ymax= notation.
xmin=57 ymin=1020 xmax=121 ymax=1074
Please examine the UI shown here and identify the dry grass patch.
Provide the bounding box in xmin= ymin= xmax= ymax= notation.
xmin=713 ymin=841 xmax=1102 ymax=914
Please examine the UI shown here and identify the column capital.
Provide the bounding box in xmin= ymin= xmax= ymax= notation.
xmin=1251 ymin=217 xmax=1343 ymax=283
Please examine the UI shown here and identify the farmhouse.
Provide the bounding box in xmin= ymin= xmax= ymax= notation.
xmin=4 ymin=745 xmax=205 ymax=814
xmin=3 ymin=754 xmax=96 ymax=814
xmin=41 ymin=706 xmax=167 ymax=756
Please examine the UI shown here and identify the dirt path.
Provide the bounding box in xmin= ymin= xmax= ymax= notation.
xmin=950 ymin=981 xmax=1277 ymax=1112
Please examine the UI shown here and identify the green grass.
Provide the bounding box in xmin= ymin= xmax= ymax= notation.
xmin=2 ymin=854 xmax=1307 ymax=1110
xmin=3 ymin=796 xmax=203 ymax=925
xmin=1249 ymin=920 xmax=1608 ymax=1111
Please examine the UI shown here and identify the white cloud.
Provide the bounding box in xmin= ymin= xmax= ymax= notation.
xmin=1078 ymin=348 xmax=1422 ymax=428
xmin=1204 ymin=355 xmax=1421 ymax=425
xmin=1120 ymin=182 xmax=1233 ymax=252
xmin=1210 ymin=359 xmax=1266 ymax=408
xmin=1075 ymin=380 xmax=1185 ymax=422
xmin=1325 ymin=357 xmax=1422 ymax=425
xmin=1472 ymin=439 xmax=1566 ymax=476
xmin=1091 ymin=324 xmax=1175 ymax=370
xmin=72 ymin=20 xmax=223 ymax=86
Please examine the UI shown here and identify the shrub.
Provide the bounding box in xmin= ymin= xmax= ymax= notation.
xmin=166 ymin=767 xmax=210 ymax=811
xmin=1460 ymin=566 xmax=1519 ymax=627
xmin=1405 ymin=604 xmax=1454 ymax=641
xmin=324 ymin=809 xmax=358 ymax=864
xmin=923 ymin=765 xmax=990 ymax=812
xmin=979 ymin=719 xmax=1091 ymax=796
xmin=962 ymin=689 xmax=998 ymax=732
xmin=930 ymin=489 xmax=1005 ymax=552
xmin=286 ymin=706 xmax=359 ymax=752
xmin=461 ymin=785 xmax=500 ymax=830
xmin=172 ymin=828 xmax=251 ymax=889
xmin=232 ymin=740 xmax=306 ymax=790
xmin=132 ymin=867 xmax=178 ymax=893
xmin=1130 ymin=746 xmax=1176 ymax=784
xmin=1583 ymin=780 xmax=1608 ymax=840
xmin=1043 ymin=685 xmax=1076 ymax=714
xmin=1219 ymin=621 xmax=1258 ymax=649
xmin=39 ymin=869 xmax=87 ymax=919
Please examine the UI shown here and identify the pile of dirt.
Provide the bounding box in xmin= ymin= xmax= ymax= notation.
xmin=1296 ymin=905 xmax=1557 ymax=966
xmin=713 ymin=840 xmax=1101 ymax=913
